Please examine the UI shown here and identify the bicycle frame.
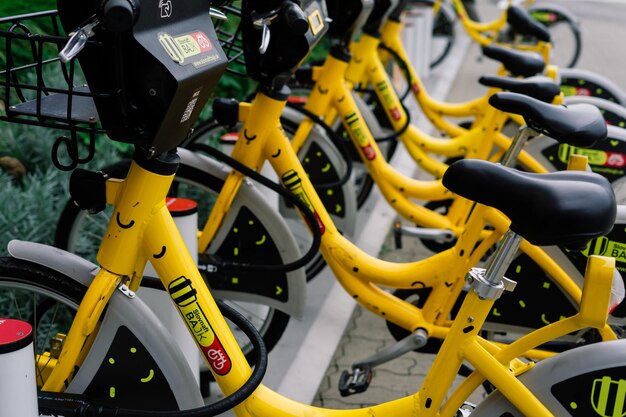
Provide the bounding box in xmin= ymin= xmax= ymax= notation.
xmin=36 ymin=116 xmax=618 ymax=416
xmin=345 ymin=30 xmax=549 ymax=177
xmin=290 ymin=52 xmax=494 ymax=232
xmin=182 ymin=29 xmax=622 ymax=366
xmin=200 ymin=91 xmax=617 ymax=352
xmin=439 ymin=0 xmax=551 ymax=63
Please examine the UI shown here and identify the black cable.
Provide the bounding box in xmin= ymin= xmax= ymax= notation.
xmin=186 ymin=114 xmax=351 ymax=190
xmin=39 ymin=300 xmax=268 ymax=417
xmin=182 ymin=119 xmax=221 ymax=148
xmin=378 ymin=42 xmax=413 ymax=102
xmin=188 ymin=142 xmax=323 ymax=274
xmin=283 ymin=103 xmax=353 ymax=189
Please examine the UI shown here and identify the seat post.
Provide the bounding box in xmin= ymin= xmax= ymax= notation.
xmin=483 ymin=230 xmax=522 ymax=286
xmin=467 ymin=230 xmax=521 ymax=301
xmin=500 ymin=125 xmax=540 ymax=167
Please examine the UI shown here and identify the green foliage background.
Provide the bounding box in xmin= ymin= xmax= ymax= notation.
xmin=0 ymin=1 xmax=260 ymax=255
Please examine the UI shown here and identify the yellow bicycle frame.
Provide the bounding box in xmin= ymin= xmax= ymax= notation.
xmin=197 ymin=91 xmax=617 ymax=356
xmin=346 ymin=31 xmax=548 ymax=177
xmin=291 ymin=52 xmax=491 ymax=233
xmin=442 ymin=0 xmax=551 ymax=63
xmin=37 ymin=125 xmax=618 ymax=416
xmin=377 ymin=5 xmax=561 ymax=131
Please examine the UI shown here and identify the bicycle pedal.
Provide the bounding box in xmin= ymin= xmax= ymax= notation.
xmin=338 ymin=367 xmax=372 ymax=397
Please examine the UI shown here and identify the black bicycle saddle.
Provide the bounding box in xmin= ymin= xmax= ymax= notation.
xmin=479 ymin=75 xmax=561 ymax=103
xmin=507 ymin=5 xmax=551 ymax=43
xmin=442 ymin=159 xmax=616 ymax=247
xmin=482 ymin=44 xmax=545 ymax=78
xmin=489 ymin=92 xmax=607 ymax=148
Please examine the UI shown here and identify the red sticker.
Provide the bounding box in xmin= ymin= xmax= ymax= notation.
xmin=390 ymin=107 xmax=402 ymax=121
xmin=576 ymin=87 xmax=591 ymax=96
xmin=606 ymin=152 xmax=626 ymax=167
xmin=202 ymin=338 xmax=232 ymax=375
xmin=362 ymin=144 xmax=376 ymax=161
xmin=191 ymin=31 xmax=213 ymax=52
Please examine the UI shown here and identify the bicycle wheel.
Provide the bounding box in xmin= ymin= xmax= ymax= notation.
xmin=560 ymin=68 xmax=626 ymax=106
xmin=471 ymin=340 xmax=626 ymax=416
xmin=528 ymin=5 xmax=581 ymax=69
xmin=0 ymin=256 xmax=84 ymax=391
xmin=54 ymin=159 xmax=291 ymax=362
xmin=428 ymin=1 xmax=456 ymax=69
xmin=0 ymin=256 xmax=207 ymax=409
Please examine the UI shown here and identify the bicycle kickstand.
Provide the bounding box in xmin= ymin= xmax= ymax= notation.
xmin=338 ymin=329 xmax=428 ymax=396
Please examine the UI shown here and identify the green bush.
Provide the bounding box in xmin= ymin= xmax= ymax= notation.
xmin=0 ymin=1 xmax=56 ymax=16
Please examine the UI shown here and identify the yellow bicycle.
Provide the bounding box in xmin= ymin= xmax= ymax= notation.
xmin=1 ymin=3 xmax=625 ymax=416
xmin=50 ymin=0 xmax=626 ymax=376
xmin=421 ymin=0 xmax=581 ymax=69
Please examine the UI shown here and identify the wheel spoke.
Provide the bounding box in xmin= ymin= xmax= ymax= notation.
xmin=10 ymin=289 xmax=22 ymax=320
xmin=224 ymin=300 xmax=268 ymax=326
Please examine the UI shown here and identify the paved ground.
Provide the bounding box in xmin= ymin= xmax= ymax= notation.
xmin=311 ymin=0 xmax=626 ymax=410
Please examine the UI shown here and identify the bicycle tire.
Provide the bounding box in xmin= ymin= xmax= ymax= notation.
xmin=529 ymin=5 xmax=582 ymax=69
xmin=429 ymin=2 xmax=456 ymax=69
xmin=0 ymin=255 xmax=219 ymax=409
xmin=54 ymin=160 xmax=291 ymax=362
xmin=560 ymin=68 xmax=626 ymax=106
xmin=0 ymin=256 xmax=85 ymax=388
xmin=470 ymin=340 xmax=626 ymax=416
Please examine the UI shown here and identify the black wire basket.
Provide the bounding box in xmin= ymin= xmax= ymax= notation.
xmin=0 ymin=10 xmax=113 ymax=170
xmin=213 ymin=2 xmax=248 ymax=78
xmin=0 ymin=10 xmax=110 ymax=134
xmin=0 ymin=7 xmax=249 ymax=132
xmin=0 ymin=7 xmax=250 ymax=170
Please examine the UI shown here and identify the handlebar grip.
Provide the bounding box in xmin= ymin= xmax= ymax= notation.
xmin=281 ymin=2 xmax=309 ymax=36
xmin=103 ymin=0 xmax=140 ymax=32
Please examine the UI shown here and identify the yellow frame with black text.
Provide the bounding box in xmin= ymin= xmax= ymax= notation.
xmin=38 ymin=89 xmax=619 ymax=417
